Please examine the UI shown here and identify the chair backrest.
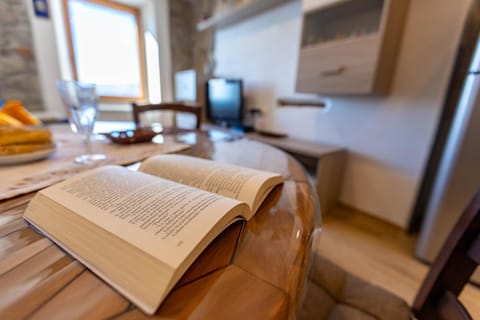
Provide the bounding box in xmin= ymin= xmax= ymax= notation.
xmin=412 ymin=190 xmax=480 ymax=320
xmin=131 ymin=102 xmax=202 ymax=129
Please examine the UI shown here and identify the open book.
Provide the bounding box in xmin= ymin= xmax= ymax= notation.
xmin=24 ymin=154 xmax=282 ymax=315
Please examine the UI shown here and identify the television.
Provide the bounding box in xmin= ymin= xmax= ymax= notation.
xmin=206 ymin=78 xmax=244 ymax=127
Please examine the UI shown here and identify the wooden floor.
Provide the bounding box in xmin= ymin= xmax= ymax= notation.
xmin=315 ymin=205 xmax=480 ymax=318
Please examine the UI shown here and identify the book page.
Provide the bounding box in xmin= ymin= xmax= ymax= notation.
xmin=139 ymin=154 xmax=282 ymax=214
xmin=37 ymin=166 xmax=248 ymax=268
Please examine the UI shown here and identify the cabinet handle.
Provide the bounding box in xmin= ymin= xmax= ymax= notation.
xmin=320 ymin=66 xmax=345 ymax=77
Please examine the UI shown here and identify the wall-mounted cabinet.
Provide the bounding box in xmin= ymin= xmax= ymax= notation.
xmin=296 ymin=0 xmax=409 ymax=95
xmin=197 ymin=0 xmax=298 ymax=31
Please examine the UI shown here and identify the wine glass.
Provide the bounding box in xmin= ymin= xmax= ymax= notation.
xmin=57 ymin=80 xmax=106 ymax=164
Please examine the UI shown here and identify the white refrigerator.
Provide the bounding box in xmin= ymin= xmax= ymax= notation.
xmin=415 ymin=10 xmax=480 ymax=282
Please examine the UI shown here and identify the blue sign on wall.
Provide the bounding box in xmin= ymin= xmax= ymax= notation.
xmin=33 ymin=0 xmax=49 ymax=18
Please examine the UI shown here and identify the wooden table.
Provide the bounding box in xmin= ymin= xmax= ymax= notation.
xmin=0 ymin=127 xmax=320 ymax=319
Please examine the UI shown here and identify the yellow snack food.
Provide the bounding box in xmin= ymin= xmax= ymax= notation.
xmin=0 ymin=143 xmax=54 ymax=155
xmin=1 ymin=100 xmax=42 ymax=126
xmin=0 ymin=112 xmax=23 ymax=127
xmin=0 ymin=127 xmax=52 ymax=146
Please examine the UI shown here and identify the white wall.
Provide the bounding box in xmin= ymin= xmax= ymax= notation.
xmin=214 ymin=0 xmax=471 ymax=227
xmin=25 ymin=0 xmax=63 ymax=115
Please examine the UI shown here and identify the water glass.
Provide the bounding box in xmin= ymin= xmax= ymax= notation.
xmin=57 ymin=80 xmax=106 ymax=164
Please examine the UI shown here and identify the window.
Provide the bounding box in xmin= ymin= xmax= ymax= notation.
xmin=63 ymin=0 xmax=146 ymax=101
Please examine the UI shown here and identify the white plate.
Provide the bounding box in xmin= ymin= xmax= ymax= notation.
xmin=0 ymin=147 xmax=56 ymax=165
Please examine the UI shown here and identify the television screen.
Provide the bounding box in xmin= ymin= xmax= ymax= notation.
xmin=206 ymin=78 xmax=243 ymax=126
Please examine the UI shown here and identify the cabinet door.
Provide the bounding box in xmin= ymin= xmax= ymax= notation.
xmin=296 ymin=0 xmax=408 ymax=95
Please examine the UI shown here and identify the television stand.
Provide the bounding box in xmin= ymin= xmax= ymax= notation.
xmin=201 ymin=124 xmax=346 ymax=212
xmin=244 ymin=133 xmax=347 ymax=213
xmin=245 ymin=132 xmax=347 ymax=213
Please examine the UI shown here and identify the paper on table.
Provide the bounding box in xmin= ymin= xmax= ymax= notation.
xmin=0 ymin=126 xmax=190 ymax=201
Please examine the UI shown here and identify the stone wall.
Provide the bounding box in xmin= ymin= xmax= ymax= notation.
xmin=0 ymin=0 xmax=43 ymax=110
xmin=192 ymin=0 xmax=216 ymax=80
xmin=191 ymin=0 xmax=216 ymax=105
xmin=168 ymin=0 xmax=216 ymax=104
xmin=169 ymin=0 xmax=194 ymax=74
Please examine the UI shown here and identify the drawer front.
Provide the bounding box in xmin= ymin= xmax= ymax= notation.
xmin=296 ymin=35 xmax=381 ymax=94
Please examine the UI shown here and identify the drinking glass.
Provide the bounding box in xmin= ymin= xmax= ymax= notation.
xmin=57 ymin=80 xmax=106 ymax=164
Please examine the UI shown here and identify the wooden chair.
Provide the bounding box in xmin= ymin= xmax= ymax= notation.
xmin=412 ymin=190 xmax=480 ymax=319
xmin=131 ymin=102 xmax=202 ymax=131
xmin=298 ymin=190 xmax=480 ymax=320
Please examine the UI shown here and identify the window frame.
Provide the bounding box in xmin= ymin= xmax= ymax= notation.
xmin=63 ymin=0 xmax=147 ymax=102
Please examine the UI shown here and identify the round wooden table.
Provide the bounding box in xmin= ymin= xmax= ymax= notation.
xmin=0 ymin=129 xmax=320 ymax=319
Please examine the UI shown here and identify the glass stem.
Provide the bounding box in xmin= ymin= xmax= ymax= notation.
xmin=85 ymin=133 xmax=92 ymax=155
